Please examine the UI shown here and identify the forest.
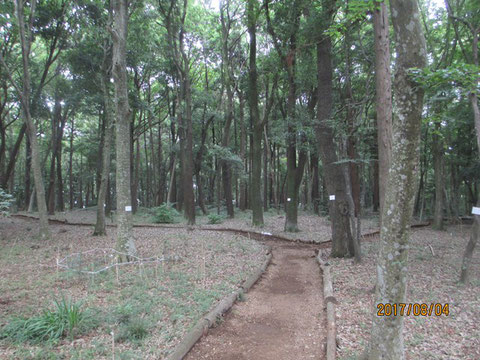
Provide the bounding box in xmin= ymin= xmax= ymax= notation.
xmin=0 ymin=0 xmax=479 ymax=359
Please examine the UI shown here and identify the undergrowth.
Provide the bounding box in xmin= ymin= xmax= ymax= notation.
xmin=207 ymin=213 xmax=225 ymax=224
xmin=151 ymin=204 xmax=180 ymax=224
xmin=0 ymin=296 xmax=89 ymax=344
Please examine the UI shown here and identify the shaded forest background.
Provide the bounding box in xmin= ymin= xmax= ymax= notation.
xmin=0 ymin=0 xmax=478 ymax=235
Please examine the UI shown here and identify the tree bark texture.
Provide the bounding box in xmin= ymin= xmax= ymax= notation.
xmin=367 ymin=0 xmax=427 ymax=358
xmin=315 ymin=35 xmax=353 ymax=257
xmin=433 ymin=121 xmax=444 ymax=230
xmin=112 ymin=0 xmax=136 ymax=259
xmin=459 ymin=23 xmax=480 ymax=283
xmin=94 ymin=41 xmax=114 ymax=236
xmin=374 ymin=0 xmax=393 ymax=223
xmin=14 ymin=0 xmax=50 ymax=239
xmin=247 ymin=0 xmax=263 ymax=226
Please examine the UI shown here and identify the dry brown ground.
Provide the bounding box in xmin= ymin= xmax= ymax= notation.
xmin=329 ymin=225 xmax=480 ymax=360
xmin=186 ymin=241 xmax=325 ymax=360
xmin=3 ymin=210 xmax=479 ymax=360
xmin=0 ymin=216 xmax=268 ymax=359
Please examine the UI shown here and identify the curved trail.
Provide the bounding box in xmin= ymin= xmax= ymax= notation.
xmin=185 ymin=240 xmax=326 ymax=360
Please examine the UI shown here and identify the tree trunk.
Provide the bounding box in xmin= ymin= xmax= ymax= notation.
xmin=460 ymin=201 xmax=479 ymax=283
xmin=315 ymin=34 xmax=353 ymax=257
xmin=238 ymin=91 xmax=247 ymax=211
xmin=311 ymin=153 xmax=320 ymax=215
xmin=433 ymin=121 xmax=444 ymax=230
xmin=94 ymin=40 xmax=114 ymax=236
xmin=194 ymin=115 xmax=213 ymax=215
xmin=220 ymin=2 xmax=234 ymax=218
xmin=182 ymin=74 xmax=196 ymax=224
xmin=132 ymin=136 xmax=140 ymax=213
xmin=366 ymin=0 xmax=427 ymax=358
xmin=112 ymin=0 xmax=136 ymax=259
xmin=85 ymin=182 xmax=90 ymax=208
xmin=248 ymin=0 xmax=263 ymax=226
xmin=47 ymin=95 xmax=62 ymax=215
xmin=373 ymin=157 xmax=379 ymax=212
xmin=56 ymin=145 xmax=64 ymax=211
xmin=14 ymin=0 xmax=49 ymax=239
xmin=79 ymin=156 xmax=83 ymax=208
xmin=69 ymin=118 xmax=74 ymax=210
xmin=167 ymin=157 xmax=176 ymax=204
xmin=25 ymin=132 xmax=31 ymax=210
xmin=263 ymin=127 xmax=268 ymax=212
xmin=374 ymin=0 xmax=393 ymax=224
xmin=1 ymin=124 xmax=26 ymax=190
xmin=460 ymin=26 xmax=480 ymax=283
xmin=156 ymin=123 xmax=165 ymax=205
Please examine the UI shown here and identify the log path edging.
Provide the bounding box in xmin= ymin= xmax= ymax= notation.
xmin=165 ymin=248 xmax=272 ymax=360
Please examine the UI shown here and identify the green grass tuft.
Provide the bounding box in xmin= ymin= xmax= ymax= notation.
xmin=115 ymin=318 xmax=150 ymax=343
xmin=0 ymin=296 xmax=87 ymax=344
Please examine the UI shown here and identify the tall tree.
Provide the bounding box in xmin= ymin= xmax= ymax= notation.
xmin=220 ymin=0 xmax=236 ymax=219
xmin=94 ymin=30 xmax=114 ymax=236
xmin=265 ymin=0 xmax=307 ymax=232
xmin=158 ymin=0 xmax=195 ymax=225
xmin=314 ymin=0 xmax=354 ymax=257
xmin=247 ymin=0 xmax=264 ymax=226
xmin=365 ymin=0 xmax=427 ymax=358
xmin=112 ymin=0 xmax=136 ymax=259
xmin=447 ymin=0 xmax=480 ymax=283
xmin=0 ymin=0 xmax=50 ymax=239
xmin=373 ymin=0 xmax=393 ymax=223
xmin=432 ymin=119 xmax=445 ymax=230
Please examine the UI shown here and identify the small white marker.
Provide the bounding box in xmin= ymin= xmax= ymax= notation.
xmin=472 ymin=207 xmax=480 ymax=216
xmin=329 ymin=195 xmax=335 ymax=201
xmin=287 ymin=198 xmax=291 ymax=202
xmin=125 ymin=205 xmax=132 ymax=212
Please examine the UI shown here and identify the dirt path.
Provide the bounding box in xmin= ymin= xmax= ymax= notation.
xmin=185 ymin=241 xmax=326 ymax=360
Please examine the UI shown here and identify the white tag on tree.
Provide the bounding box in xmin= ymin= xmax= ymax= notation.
xmin=287 ymin=198 xmax=291 ymax=202
xmin=472 ymin=207 xmax=480 ymax=215
xmin=125 ymin=206 xmax=132 ymax=212
xmin=329 ymin=195 xmax=335 ymax=201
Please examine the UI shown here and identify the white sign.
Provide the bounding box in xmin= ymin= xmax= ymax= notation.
xmin=472 ymin=207 xmax=480 ymax=216
xmin=287 ymin=198 xmax=291 ymax=202
xmin=125 ymin=206 xmax=132 ymax=212
xmin=329 ymin=195 xmax=336 ymax=201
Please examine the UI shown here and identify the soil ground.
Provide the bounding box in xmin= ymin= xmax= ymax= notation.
xmin=2 ymin=209 xmax=479 ymax=360
xmin=186 ymin=240 xmax=325 ymax=360
xmin=0 ymin=216 xmax=268 ymax=359
xmin=329 ymin=225 xmax=480 ymax=360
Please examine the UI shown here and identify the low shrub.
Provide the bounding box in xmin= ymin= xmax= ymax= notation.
xmin=207 ymin=213 xmax=225 ymax=224
xmin=0 ymin=188 xmax=14 ymax=216
xmin=152 ymin=204 xmax=180 ymax=224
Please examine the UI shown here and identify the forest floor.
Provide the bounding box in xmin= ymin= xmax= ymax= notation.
xmin=0 ymin=216 xmax=268 ymax=359
xmin=1 ymin=209 xmax=479 ymax=360
xmin=329 ymin=224 xmax=480 ymax=360
xmin=17 ymin=207 xmax=380 ymax=243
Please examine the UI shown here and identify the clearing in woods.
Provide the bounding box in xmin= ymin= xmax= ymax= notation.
xmin=186 ymin=240 xmax=326 ymax=360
